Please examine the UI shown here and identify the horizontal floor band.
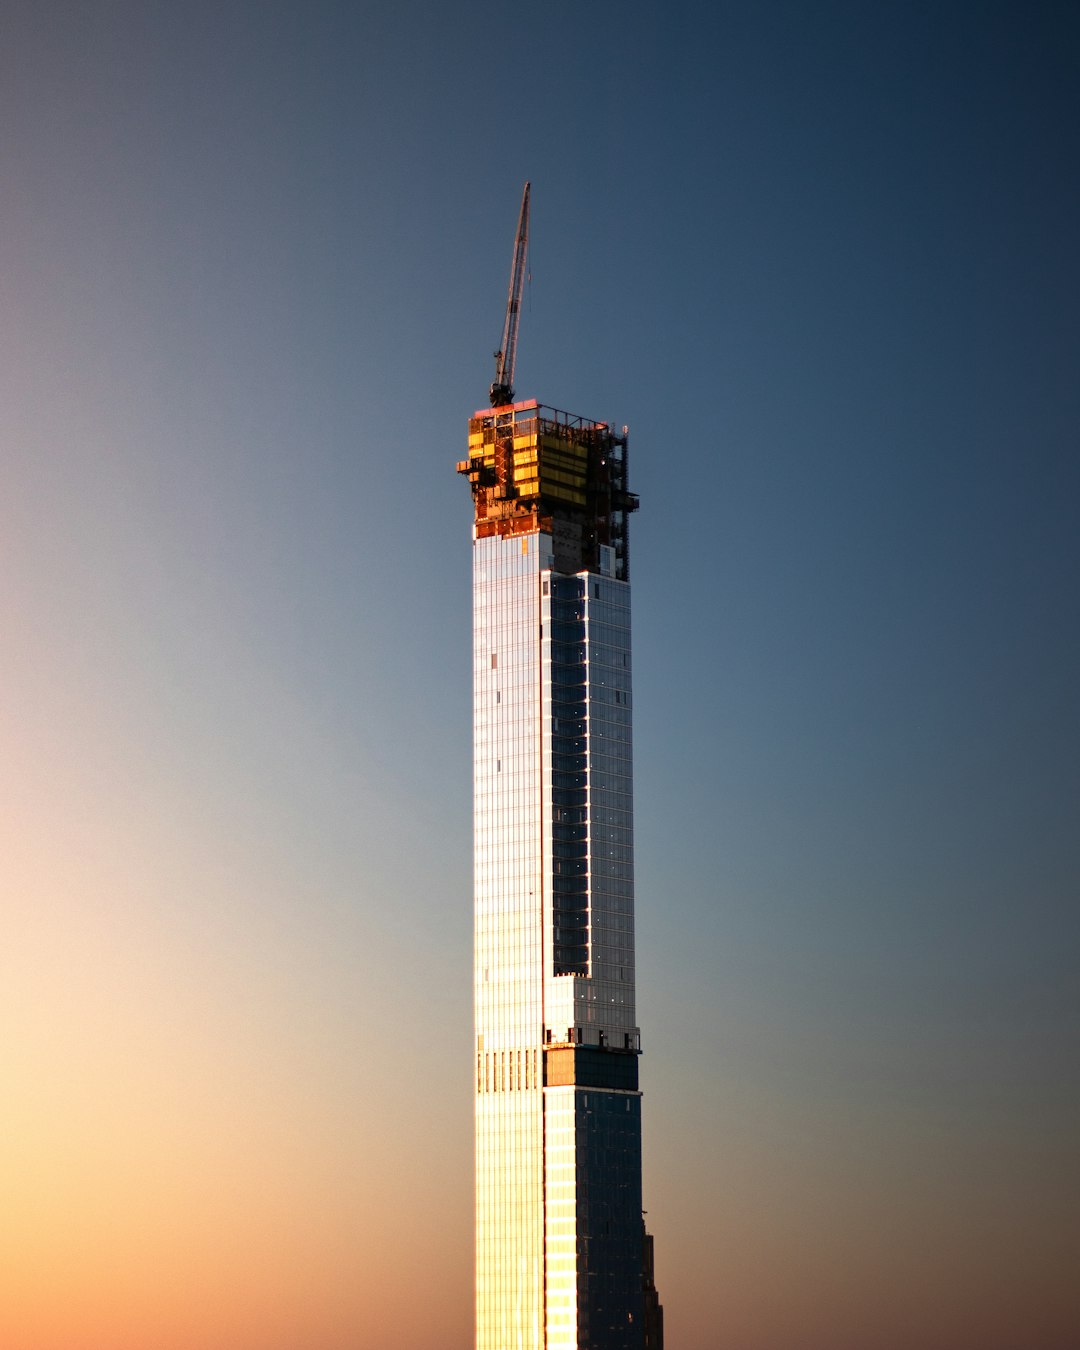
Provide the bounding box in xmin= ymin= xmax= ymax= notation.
xmin=544 ymin=1045 xmax=639 ymax=1092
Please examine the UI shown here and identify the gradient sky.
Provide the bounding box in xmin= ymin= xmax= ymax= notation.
xmin=2 ymin=3 xmax=1078 ymax=1349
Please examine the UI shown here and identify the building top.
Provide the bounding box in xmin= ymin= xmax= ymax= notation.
xmin=457 ymin=399 xmax=639 ymax=578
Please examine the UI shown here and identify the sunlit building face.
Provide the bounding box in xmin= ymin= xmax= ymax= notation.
xmin=460 ymin=403 xmax=661 ymax=1350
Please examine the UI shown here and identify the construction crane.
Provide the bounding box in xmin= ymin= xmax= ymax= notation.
xmin=489 ymin=181 xmax=530 ymax=407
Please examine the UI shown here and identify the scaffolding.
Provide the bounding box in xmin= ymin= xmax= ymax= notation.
xmin=457 ymin=400 xmax=639 ymax=580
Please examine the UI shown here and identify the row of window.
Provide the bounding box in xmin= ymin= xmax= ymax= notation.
xmin=477 ymin=1047 xmax=542 ymax=1093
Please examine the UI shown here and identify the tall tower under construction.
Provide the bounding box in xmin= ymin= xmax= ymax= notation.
xmin=458 ymin=185 xmax=662 ymax=1350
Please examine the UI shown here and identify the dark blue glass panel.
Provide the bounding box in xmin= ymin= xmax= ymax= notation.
xmin=576 ymin=1090 xmax=645 ymax=1350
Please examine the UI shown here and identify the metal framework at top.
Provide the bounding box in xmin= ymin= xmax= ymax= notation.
xmin=457 ymin=400 xmax=638 ymax=580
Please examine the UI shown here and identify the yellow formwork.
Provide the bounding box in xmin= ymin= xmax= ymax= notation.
xmin=464 ymin=410 xmax=596 ymax=508
xmin=539 ymin=434 xmax=586 ymax=456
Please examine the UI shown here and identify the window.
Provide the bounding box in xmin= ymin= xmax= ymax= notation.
xmin=490 ymin=653 xmax=497 ymax=668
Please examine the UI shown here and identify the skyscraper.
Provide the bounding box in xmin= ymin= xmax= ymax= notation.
xmin=458 ymin=397 xmax=662 ymax=1350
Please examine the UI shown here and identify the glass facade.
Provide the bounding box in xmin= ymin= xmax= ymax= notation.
xmin=473 ymin=528 xmax=646 ymax=1350
xmin=574 ymin=1090 xmax=644 ymax=1350
xmin=548 ymin=576 xmax=589 ymax=977
xmin=474 ymin=532 xmax=546 ymax=1350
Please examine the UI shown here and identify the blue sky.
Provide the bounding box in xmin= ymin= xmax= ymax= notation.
xmin=2 ymin=3 xmax=1078 ymax=1348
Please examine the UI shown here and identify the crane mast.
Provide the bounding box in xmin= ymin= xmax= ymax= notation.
xmin=489 ymin=181 xmax=531 ymax=407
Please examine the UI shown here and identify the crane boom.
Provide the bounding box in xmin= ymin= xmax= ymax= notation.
xmin=490 ymin=181 xmax=531 ymax=407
